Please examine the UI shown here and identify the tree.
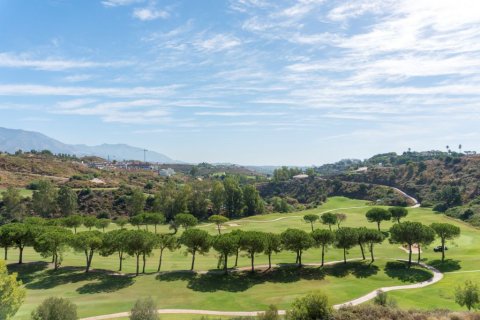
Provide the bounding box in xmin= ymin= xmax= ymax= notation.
xmin=281 ymin=228 xmax=313 ymax=266
xmin=356 ymin=227 xmax=368 ymax=260
xmin=335 ymin=227 xmax=358 ymax=264
xmin=231 ymin=229 xmax=244 ymax=267
xmin=127 ymin=188 xmax=145 ymax=216
xmin=363 ymin=229 xmax=385 ymax=263
xmin=208 ymin=215 xmax=229 ymax=235
xmin=264 ymin=233 xmax=282 ymax=269
xmin=243 ymin=184 xmax=264 ymax=216
xmin=210 ymin=181 xmax=225 ymax=214
xmin=417 ymin=225 xmax=435 ymax=263
xmin=129 ymin=297 xmax=159 ymax=320
xmin=32 ymin=180 xmax=57 ymax=217
xmin=62 ymin=214 xmax=83 ymax=233
xmin=335 ymin=213 xmax=347 ymax=228
xmin=1 ymin=187 xmax=25 ymax=222
xmin=287 ymin=291 xmax=332 ymax=320
xmin=389 ymin=207 xmax=408 ymax=223
xmin=365 ymin=208 xmax=391 ymax=231
xmin=180 ymin=229 xmax=211 ymax=271
xmin=124 ymin=230 xmax=155 ymax=275
xmin=34 ymin=227 xmax=72 ymax=270
xmin=430 ymin=223 xmax=461 ymax=262
xmin=213 ymin=233 xmax=239 ymax=274
xmin=0 ymin=225 xmax=13 ymax=260
xmin=83 ymin=216 xmax=97 ymax=230
xmin=57 ymin=186 xmax=78 ymax=216
xmin=100 ymin=229 xmax=128 ymax=271
xmin=130 ymin=215 xmax=144 ymax=230
xmin=258 ymin=305 xmax=280 ymax=320
xmin=70 ymin=231 xmax=104 ymax=273
xmin=455 ymin=280 xmax=480 ymax=311
xmin=321 ymin=212 xmax=337 ymax=231
xmin=389 ymin=221 xmax=424 ymax=267
xmin=31 ymin=297 xmax=77 ymax=320
xmin=0 ymin=260 xmax=26 ymax=320
xmin=224 ymin=176 xmax=244 ymax=217
xmin=144 ymin=212 xmax=165 ymax=233
xmin=155 ymin=233 xmax=178 ymax=272
xmin=1 ymin=223 xmax=36 ymax=264
xmin=303 ymin=214 xmax=319 ymax=232
xmin=114 ymin=216 xmax=129 ymax=229
xmin=311 ymin=229 xmax=335 ymax=267
xmin=239 ymin=231 xmax=266 ymax=272
xmin=95 ymin=218 xmax=111 ymax=232
xmin=187 ymin=182 xmax=209 ymax=219
xmin=153 ymin=182 xmax=188 ymax=221
xmin=174 ymin=213 xmax=198 ymax=230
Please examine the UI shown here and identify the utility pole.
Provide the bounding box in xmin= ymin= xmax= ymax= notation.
xmin=143 ymin=149 xmax=148 ymax=163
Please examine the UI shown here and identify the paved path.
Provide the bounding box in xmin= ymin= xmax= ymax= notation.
xmin=79 ymin=260 xmax=441 ymax=320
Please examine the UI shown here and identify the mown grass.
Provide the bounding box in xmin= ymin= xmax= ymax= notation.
xmin=5 ymin=197 xmax=480 ymax=319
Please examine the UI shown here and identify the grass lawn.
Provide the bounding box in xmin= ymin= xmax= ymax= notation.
xmin=5 ymin=197 xmax=480 ymax=319
xmin=0 ymin=188 xmax=33 ymax=199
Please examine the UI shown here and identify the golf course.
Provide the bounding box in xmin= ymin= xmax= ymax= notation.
xmin=5 ymin=196 xmax=479 ymax=320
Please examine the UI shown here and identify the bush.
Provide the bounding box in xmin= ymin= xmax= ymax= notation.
xmin=130 ymin=297 xmax=159 ymax=320
xmin=287 ymin=291 xmax=333 ymax=320
xmin=31 ymin=297 xmax=77 ymax=320
xmin=373 ymin=290 xmax=397 ymax=308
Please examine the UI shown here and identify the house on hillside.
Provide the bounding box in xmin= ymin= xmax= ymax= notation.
xmin=159 ymin=168 xmax=175 ymax=177
xmin=293 ymin=174 xmax=309 ymax=180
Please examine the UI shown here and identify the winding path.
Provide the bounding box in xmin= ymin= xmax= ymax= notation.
xmin=79 ymin=260 xmax=442 ymax=320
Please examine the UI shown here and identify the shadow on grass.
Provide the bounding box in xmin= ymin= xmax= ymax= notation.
xmin=428 ymin=259 xmax=461 ymax=273
xmin=7 ymin=261 xmax=49 ymax=284
xmin=384 ymin=261 xmax=432 ymax=283
xmin=156 ymin=261 xmax=378 ymax=293
xmin=24 ymin=267 xmax=134 ymax=294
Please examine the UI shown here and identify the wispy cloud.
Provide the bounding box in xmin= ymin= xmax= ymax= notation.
xmin=132 ymin=7 xmax=169 ymax=21
xmin=0 ymin=52 xmax=132 ymax=71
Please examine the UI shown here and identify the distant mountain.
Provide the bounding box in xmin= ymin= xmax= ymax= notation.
xmin=0 ymin=127 xmax=179 ymax=163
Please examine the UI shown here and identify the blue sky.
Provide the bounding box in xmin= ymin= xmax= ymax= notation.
xmin=1 ymin=0 xmax=479 ymax=165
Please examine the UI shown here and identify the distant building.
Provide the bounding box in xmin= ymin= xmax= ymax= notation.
xmin=159 ymin=168 xmax=175 ymax=177
xmin=355 ymin=167 xmax=368 ymax=173
xmin=293 ymin=174 xmax=309 ymax=180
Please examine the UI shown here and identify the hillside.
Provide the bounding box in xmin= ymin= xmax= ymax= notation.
xmin=0 ymin=127 xmax=178 ymax=163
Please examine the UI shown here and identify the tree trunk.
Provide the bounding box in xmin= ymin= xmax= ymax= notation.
xmin=86 ymin=250 xmax=94 ymax=273
xmin=321 ymin=245 xmax=325 ymax=267
xmin=74 ymin=227 xmax=77 ymax=234
xmin=377 ymin=222 xmax=381 ymax=231
xmin=4 ymin=247 xmax=7 ymax=260
xmin=155 ymin=224 xmax=157 ymax=234
xmin=157 ymin=248 xmax=164 ymax=272
xmin=136 ymin=254 xmax=140 ymax=276
xmin=191 ymin=250 xmax=196 ymax=271
xmin=441 ymin=238 xmax=446 ymax=262
xmin=268 ymin=254 xmax=272 ymax=269
xmin=18 ymin=246 xmax=24 ymax=264
xmin=370 ymin=243 xmax=374 ymax=263
xmin=298 ymin=250 xmax=302 ymax=266
xmin=224 ymin=254 xmax=228 ymax=275
xmin=310 ymin=222 xmax=314 ymax=232
xmin=250 ymin=254 xmax=255 ymax=272
xmin=359 ymin=243 xmax=365 ymax=260
xmin=217 ymin=225 xmax=221 ymax=235
xmin=417 ymin=244 xmax=422 ymax=263
xmin=142 ymin=253 xmax=146 ymax=274
xmin=408 ymin=244 xmax=412 ymax=268
xmin=343 ymin=247 xmax=347 ymax=264
xmin=119 ymin=251 xmax=123 ymax=271
xmin=328 ymin=224 xmax=332 ymax=231
xmin=54 ymin=253 xmax=59 ymax=271
xmin=234 ymin=249 xmax=239 ymax=267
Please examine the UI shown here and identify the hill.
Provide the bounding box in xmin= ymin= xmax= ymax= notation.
xmin=0 ymin=127 xmax=178 ymax=163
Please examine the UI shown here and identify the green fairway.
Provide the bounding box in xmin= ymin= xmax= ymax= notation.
xmin=5 ymin=197 xmax=480 ymax=319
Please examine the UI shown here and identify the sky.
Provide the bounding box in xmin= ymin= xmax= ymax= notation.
xmin=1 ymin=0 xmax=480 ymax=165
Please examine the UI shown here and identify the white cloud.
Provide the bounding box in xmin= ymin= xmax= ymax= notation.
xmin=132 ymin=7 xmax=169 ymax=21
xmin=102 ymin=0 xmax=143 ymax=7
xmin=0 ymin=52 xmax=132 ymax=71
xmin=195 ymin=34 xmax=241 ymax=52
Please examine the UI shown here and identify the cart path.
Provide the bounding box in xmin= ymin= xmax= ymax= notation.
xmin=79 ymin=261 xmax=442 ymax=320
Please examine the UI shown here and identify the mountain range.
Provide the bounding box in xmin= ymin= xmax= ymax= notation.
xmin=0 ymin=127 xmax=178 ymax=163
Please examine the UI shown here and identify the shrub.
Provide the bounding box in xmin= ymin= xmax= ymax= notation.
xmin=129 ymin=297 xmax=159 ymax=320
xmin=287 ymin=291 xmax=333 ymax=320
xmin=31 ymin=297 xmax=77 ymax=320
